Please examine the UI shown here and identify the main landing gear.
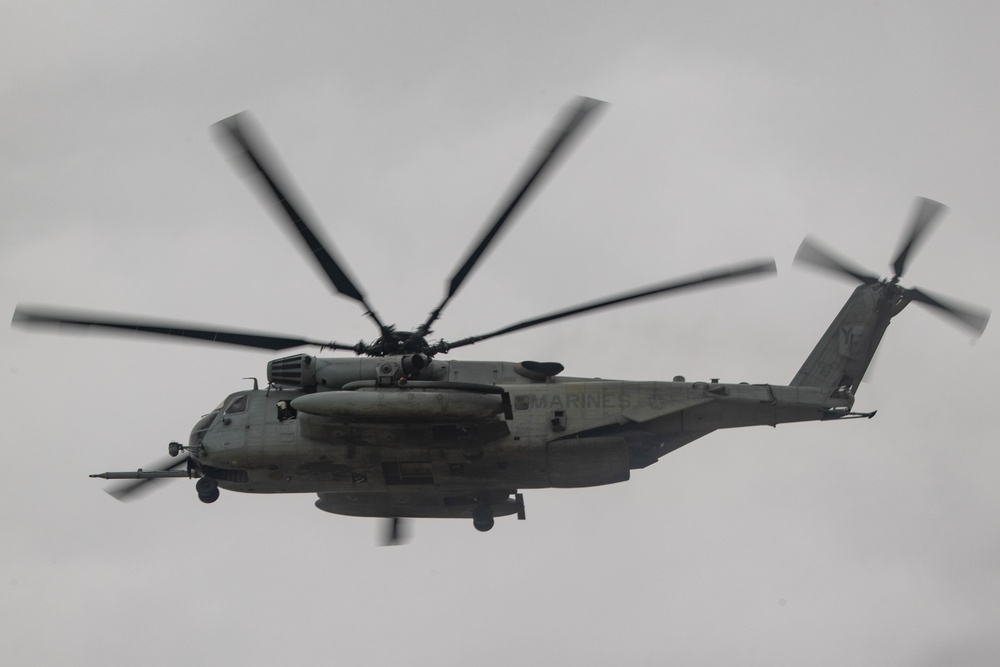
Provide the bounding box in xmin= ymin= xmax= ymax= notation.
xmin=196 ymin=476 xmax=219 ymax=504
xmin=472 ymin=504 xmax=494 ymax=532
xmin=471 ymin=493 xmax=526 ymax=532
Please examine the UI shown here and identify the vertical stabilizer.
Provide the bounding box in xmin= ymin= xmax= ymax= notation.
xmin=791 ymin=198 xmax=990 ymax=400
xmin=790 ymin=283 xmax=898 ymax=398
xmin=791 ymin=198 xmax=989 ymax=399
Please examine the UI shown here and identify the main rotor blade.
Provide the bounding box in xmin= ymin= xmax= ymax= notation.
xmin=215 ymin=113 xmax=387 ymax=334
xmin=381 ymin=517 xmax=410 ymax=546
xmin=13 ymin=305 xmax=357 ymax=352
xmin=794 ymin=236 xmax=881 ymax=285
xmin=892 ymin=197 xmax=946 ymax=279
xmin=98 ymin=456 xmax=189 ymax=502
xmin=906 ymin=287 xmax=991 ymax=336
xmin=440 ymin=259 xmax=776 ymax=352
xmin=420 ymin=97 xmax=606 ymax=335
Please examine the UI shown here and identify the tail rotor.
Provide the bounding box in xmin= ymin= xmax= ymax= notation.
xmin=794 ymin=197 xmax=990 ymax=337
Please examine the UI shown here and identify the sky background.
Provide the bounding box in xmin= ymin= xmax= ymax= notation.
xmin=2 ymin=2 xmax=998 ymax=665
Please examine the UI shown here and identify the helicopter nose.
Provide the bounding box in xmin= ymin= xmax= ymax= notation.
xmin=188 ymin=410 xmax=219 ymax=450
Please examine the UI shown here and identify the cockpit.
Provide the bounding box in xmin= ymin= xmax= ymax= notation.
xmin=188 ymin=405 xmax=220 ymax=450
xmin=188 ymin=392 xmax=251 ymax=450
xmin=223 ymin=394 xmax=248 ymax=415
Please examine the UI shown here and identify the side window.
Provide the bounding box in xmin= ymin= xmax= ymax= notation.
xmin=224 ymin=395 xmax=248 ymax=414
xmin=276 ymin=400 xmax=297 ymax=422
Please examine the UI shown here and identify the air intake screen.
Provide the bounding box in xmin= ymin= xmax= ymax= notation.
xmin=268 ymin=354 xmax=316 ymax=388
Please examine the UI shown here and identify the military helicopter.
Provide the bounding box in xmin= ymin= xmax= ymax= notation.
xmin=13 ymin=98 xmax=990 ymax=545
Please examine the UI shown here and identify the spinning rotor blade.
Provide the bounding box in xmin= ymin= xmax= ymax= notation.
xmin=12 ymin=305 xmax=356 ymax=352
xmin=420 ymin=97 xmax=606 ymax=335
xmin=796 ymin=198 xmax=989 ymax=338
xmin=906 ymin=287 xmax=991 ymax=336
xmin=441 ymin=259 xmax=776 ymax=351
xmin=381 ymin=517 xmax=410 ymax=546
xmin=215 ymin=113 xmax=387 ymax=334
xmin=95 ymin=456 xmax=189 ymax=502
xmin=892 ymin=197 xmax=946 ymax=279
xmin=794 ymin=236 xmax=881 ymax=285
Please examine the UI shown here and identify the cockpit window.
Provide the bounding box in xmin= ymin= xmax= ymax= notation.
xmin=224 ymin=394 xmax=249 ymax=414
xmin=189 ymin=410 xmax=219 ymax=449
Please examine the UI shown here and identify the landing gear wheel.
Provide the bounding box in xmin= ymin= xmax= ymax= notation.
xmin=472 ymin=504 xmax=494 ymax=532
xmin=198 ymin=487 xmax=220 ymax=504
xmin=196 ymin=476 xmax=219 ymax=504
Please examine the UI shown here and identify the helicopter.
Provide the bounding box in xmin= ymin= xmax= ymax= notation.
xmin=12 ymin=97 xmax=990 ymax=544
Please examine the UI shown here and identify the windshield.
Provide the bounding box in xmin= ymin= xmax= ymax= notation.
xmin=188 ymin=406 xmax=221 ymax=449
xmin=223 ymin=394 xmax=249 ymax=414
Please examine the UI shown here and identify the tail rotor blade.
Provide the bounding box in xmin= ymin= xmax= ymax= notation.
xmin=794 ymin=236 xmax=881 ymax=285
xmin=907 ymin=287 xmax=991 ymax=336
xmin=892 ymin=197 xmax=947 ymax=279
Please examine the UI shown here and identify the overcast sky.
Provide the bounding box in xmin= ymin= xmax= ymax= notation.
xmin=2 ymin=2 xmax=999 ymax=665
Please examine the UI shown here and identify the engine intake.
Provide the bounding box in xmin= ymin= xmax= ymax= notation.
xmin=268 ymin=354 xmax=316 ymax=389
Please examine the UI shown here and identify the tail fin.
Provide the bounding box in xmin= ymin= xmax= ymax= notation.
xmin=791 ymin=198 xmax=990 ymax=399
xmin=790 ymin=283 xmax=898 ymax=399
